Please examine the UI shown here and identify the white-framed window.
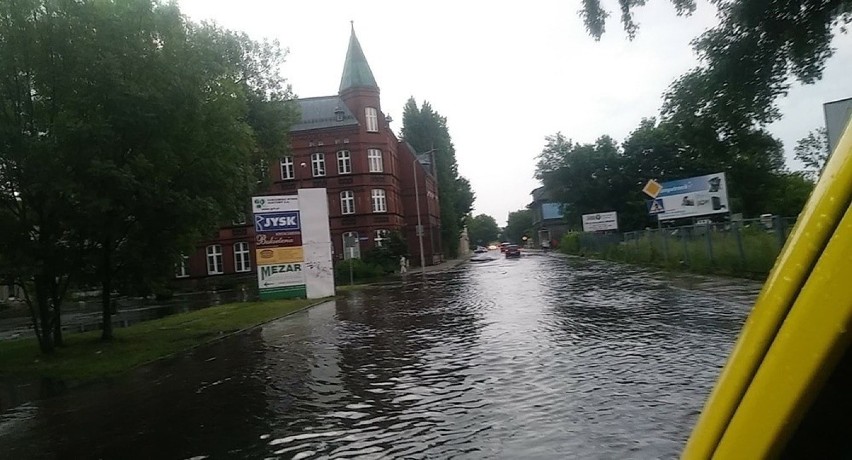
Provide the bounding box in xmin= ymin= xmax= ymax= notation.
xmin=340 ymin=190 xmax=355 ymax=215
xmin=365 ymin=107 xmax=378 ymax=132
xmin=368 ymin=148 xmax=383 ymax=172
xmin=234 ymin=242 xmax=251 ymax=273
xmin=371 ymin=189 xmax=387 ymax=213
xmin=280 ymin=156 xmax=295 ymax=180
xmin=374 ymin=229 xmax=390 ymax=247
xmin=175 ymin=254 xmax=189 ymax=278
xmin=206 ymin=245 xmax=223 ymax=275
xmin=311 ymin=153 xmax=326 ymax=177
xmin=337 ymin=150 xmax=351 ymax=174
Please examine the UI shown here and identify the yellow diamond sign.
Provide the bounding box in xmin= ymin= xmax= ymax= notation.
xmin=642 ymin=179 xmax=663 ymax=198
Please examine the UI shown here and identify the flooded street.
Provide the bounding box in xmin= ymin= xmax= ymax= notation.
xmin=0 ymin=254 xmax=759 ymax=459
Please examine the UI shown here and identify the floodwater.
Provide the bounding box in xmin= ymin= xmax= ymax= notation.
xmin=0 ymin=253 xmax=759 ymax=459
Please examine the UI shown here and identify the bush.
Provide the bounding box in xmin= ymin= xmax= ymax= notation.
xmin=334 ymin=259 xmax=385 ymax=284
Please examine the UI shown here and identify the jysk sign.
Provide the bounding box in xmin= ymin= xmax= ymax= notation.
xmin=255 ymin=211 xmax=300 ymax=233
xmin=646 ymin=172 xmax=730 ymax=221
xmin=582 ymin=211 xmax=618 ymax=232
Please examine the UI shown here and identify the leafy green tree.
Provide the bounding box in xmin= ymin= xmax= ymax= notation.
xmin=466 ymin=214 xmax=500 ymax=246
xmin=504 ymin=210 xmax=534 ymax=244
xmin=0 ymin=0 xmax=296 ymax=348
xmin=794 ymin=128 xmax=831 ymax=178
xmin=401 ymin=98 xmax=474 ymax=258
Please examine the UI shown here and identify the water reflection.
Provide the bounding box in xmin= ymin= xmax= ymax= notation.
xmin=0 ymin=255 xmax=758 ymax=459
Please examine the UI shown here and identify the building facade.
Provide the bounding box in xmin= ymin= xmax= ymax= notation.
xmin=177 ymin=27 xmax=442 ymax=285
xmin=529 ymin=186 xmax=570 ymax=249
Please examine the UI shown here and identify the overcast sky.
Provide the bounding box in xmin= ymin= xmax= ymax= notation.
xmin=180 ymin=0 xmax=851 ymax=226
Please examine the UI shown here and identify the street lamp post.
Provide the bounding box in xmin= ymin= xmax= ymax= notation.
xmin=413 ymin=149 xmax=435 ymax=277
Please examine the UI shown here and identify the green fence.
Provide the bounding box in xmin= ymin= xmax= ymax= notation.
xmin=565 ymin=216 xmax=796 ymax=278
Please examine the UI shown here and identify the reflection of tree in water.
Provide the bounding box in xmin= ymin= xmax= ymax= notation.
xmin=328 ymin=273 xmax=484 ymax=441
xmin=1 ymin=331 xmax=274 ymax=459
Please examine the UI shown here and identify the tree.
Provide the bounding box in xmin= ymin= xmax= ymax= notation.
xmin=0 ymin=0 xmax=296 ymax=348
xmin=401 ymin=98 xmax=474 ymax=258
xmin=504 ymin=210 xmax=534 ymax=244
xmin=466 ymin=214 xmax=500 ymax=246
xmin=795 ymin=128 xmax=831 ymax=178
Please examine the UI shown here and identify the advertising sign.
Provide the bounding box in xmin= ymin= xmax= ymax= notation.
xmin=254 ymin=211 xmax=300 ymax=233
xmin=258 ymin=263 xmax=306 ymax=288
xmin=582 ymin=211 xmax=618 ymax=232
xmin=256 ymin=232 xmax=302 ymax=247
xmin=824 ymin=97 xmax=852 ymax=155
xmin=256 ymin=246 xmax=304 ymax=265
xmin=541 ymin=202 xmax=564 ymax=220
xmin=649 ymin=172 xmax=730 ymax=220
xmin=252 ymin=191 xmax=334 ymax=300
xmin=252 ymin=195 xmax=299 ymax=213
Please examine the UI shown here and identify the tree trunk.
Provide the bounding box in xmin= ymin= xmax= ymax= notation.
xmin=52 ymin=303 xmax=63 ymax=347
xmin=101 ymin=243 xmax=113 ymax=341
xmin=34 ymin=277 xmax=55 ymax=353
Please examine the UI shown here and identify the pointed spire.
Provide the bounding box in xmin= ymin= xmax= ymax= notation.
xmin=339 ymin=24 xmax=378 ymax=92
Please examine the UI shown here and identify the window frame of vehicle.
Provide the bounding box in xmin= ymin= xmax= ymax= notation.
xmin=206 ymin=245 xmax=223 ymax=275
xmin=340 ymin=190 xmax=355 ymax=215
xmin=365 ymin=107 xmax=378 ymax=132
xmin=280 ymin=156 xmax=295 ymax=180
xmin=368 ymin=148 xmax=383 ymax=173
xmin=371 ymin=188 xmax=387 ymax=213
xmin=337 ymin=150 xmax=352 ymax=174
xmin=311 ymin=152 xmax=326 ymax=177
xmin=234 ymin=242 xmax=251 ymax=273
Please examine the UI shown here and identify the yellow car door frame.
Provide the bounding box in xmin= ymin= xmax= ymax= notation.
xmin=683 ymin=121 xmax=852 ymax=458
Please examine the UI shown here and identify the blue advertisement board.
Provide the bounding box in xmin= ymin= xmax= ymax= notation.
xmin=254 ymin=211 xmax=301 ymax=233
xmin=651 ymin=172 xmax=730 ymax=220
xmin=541 ymin=202 xmax=564 ymax=220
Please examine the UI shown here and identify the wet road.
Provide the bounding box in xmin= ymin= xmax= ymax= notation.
xmin=0 ymin=253 xmax=759 ymax=459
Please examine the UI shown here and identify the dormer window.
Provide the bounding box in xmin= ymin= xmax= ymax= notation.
xmin=334 ymin=106 xmax=344 ymax=122
xmin=365 ymin=107 xmax=378 ymax=132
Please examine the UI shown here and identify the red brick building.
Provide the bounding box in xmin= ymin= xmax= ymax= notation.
xmin=176 ymin=27 xmax=442 ymax=284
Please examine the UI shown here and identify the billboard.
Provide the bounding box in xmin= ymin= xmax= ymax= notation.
xmin=824 ymin=97 xmax=852 ymax=155
xmin=541 ymin=202 xmax=564 ymax=220
xmin=647 ymin=172 xmax=730 ymax=220
xmin=251 ymin=189 xmax=334 ymax=300
xmin=582 ymin=211 xmax=618 ymax=232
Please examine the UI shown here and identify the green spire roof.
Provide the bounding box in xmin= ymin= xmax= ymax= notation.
xmin=339 ymin=24 xmax=378 ymax=92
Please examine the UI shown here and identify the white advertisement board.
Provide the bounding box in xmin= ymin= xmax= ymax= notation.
xmin=582 ymin=211 xmax=618 ymax=232
xmin=647 ymin=172 xmax=730 ymax=220
xmin=251 ymin=189 xmax=334 ymax=300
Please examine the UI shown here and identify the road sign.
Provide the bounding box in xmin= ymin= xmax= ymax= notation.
xmin=643 ymin=180 xmax=663 ymax=198
xmin=647 ymin=199 xmax=666 ymax=214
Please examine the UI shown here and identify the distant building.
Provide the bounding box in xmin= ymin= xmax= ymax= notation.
xmin=177 ymin=26 xmax=442 ymax=286
xmin=529 ymin=186 xmax=570 ymax=248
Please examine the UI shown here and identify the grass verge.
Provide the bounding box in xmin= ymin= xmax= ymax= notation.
xmin=0 ymin=298 xmax=321 ymax=381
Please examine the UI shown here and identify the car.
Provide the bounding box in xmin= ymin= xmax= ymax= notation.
xmin=473 ymin=246 xmax=488 ymax=253
xmin=505 ymin=244 xmax=521 ymax=258
xmin=499 ymin=242 xmax=511 ymax=253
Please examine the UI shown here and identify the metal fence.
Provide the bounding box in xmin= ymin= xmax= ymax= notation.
xmin=574 ymin=216 xmax=797 ymax=275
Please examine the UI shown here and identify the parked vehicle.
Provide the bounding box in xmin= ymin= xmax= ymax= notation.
xmin=504 ymin=244 xmax=521 ymax=258
xmin=499 ymin=242 xmax=511 ymax=253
